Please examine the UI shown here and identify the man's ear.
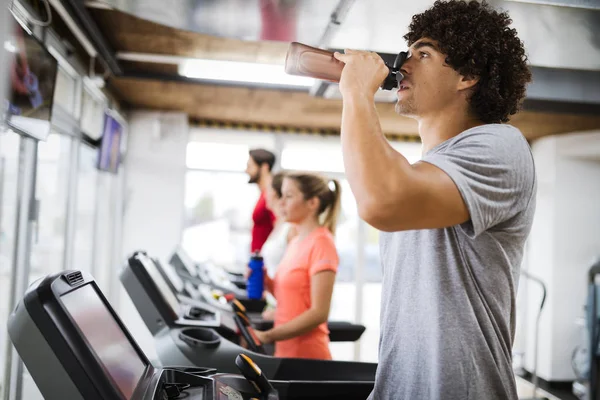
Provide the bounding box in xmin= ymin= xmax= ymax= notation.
xmin=457 ymin=74 xmax=479 ymax=91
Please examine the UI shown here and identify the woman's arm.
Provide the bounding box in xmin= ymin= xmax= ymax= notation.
xmin=256 ymin=270 xmax=336 ymax=344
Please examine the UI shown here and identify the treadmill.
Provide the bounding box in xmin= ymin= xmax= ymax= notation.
xmin=169 ymin=246 xmax=367 ymax=343
xmin=120 ymin=251 xmax=377 ymax=383
xmin=169 ymin=246 xmax=266 ymax=313
xmin=8 ymin=270 xmax=374 ymax=399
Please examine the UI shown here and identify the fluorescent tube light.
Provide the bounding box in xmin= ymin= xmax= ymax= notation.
xmin=179 ymin=59 xmax=315 ymax=87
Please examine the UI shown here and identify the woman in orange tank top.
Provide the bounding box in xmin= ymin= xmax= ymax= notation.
xmin=253 ymin=172 xmax=341 ymax=360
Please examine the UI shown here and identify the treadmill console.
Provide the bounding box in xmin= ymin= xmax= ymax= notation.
xmin=184 ymin=280 xmax=202 ymax=299
xmin=61 ymin=284 xmax=148 ymax=398
xmin=171 ymin=246 xmax=202 ymax=279
xmin=8 ymin=270 xmax=281 ymax=400
xmin=121 ymin=252 xmax=221 ymax=335
xmin=154 ymin=258 xmax=186 ymax=295
xmin=140 ymin=253 xmax=183 ymax=319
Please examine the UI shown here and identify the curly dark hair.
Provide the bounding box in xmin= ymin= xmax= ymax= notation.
xmin=404 ymin=0 xmax=531 ymax=123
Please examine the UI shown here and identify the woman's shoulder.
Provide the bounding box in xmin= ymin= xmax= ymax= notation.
xmin=308 ymin=227 xmax=336 ymax=248
xmin=307 ymin=227 xmax=339 ymax=267
xmin=315 ymin=226 xmax=334 ymax=239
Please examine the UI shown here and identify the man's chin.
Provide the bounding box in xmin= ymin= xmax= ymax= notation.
xmin=395 ymin=102 xmax=416 ymax=118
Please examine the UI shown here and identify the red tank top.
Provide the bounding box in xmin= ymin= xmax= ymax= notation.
xmin=251 ymin=192 xmax=275 ymax=252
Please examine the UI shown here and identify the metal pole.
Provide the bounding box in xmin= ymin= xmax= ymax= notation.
xmin=532 ymin=297 xmax=541 ymax=398
xmin=3 ymin=137 xmax=38 ymax=400
xmin=273 ymin=132 xmax=284 ymax=173
xmin=0 ymin=0 xmax=10 ymax=103
xmin=519 ymin=269 xmax=548 ymax=400
xmin=0 ymin=2 xmax=12 ymax=397
xmin=353 ymin=220 xmax=366 ymax=361
xmin=315 ymin=0 xmax=356 ymax=48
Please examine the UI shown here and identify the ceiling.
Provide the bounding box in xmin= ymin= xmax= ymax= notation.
xmin=331 ymin=0 xmax=600 ymax=70
xmin=86 ymin=0 xmax=600 ymax=70
xmin=87 ymin=0 xmax=339 ymax=45
xmin=50 ymin=0 xmax=600 ymax=139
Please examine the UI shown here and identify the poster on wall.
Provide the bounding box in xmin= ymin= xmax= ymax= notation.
xmin=97 ymin=112 xmax=123 ymax=174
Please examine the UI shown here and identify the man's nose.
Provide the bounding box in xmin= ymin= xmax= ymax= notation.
xmin=400 ymin=55 xmax=413 ymax=76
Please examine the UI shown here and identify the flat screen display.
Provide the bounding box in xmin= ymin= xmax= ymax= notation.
xmin=156 ymin=259 xmax=185 ymax=294
xmin=3 ymin=19 xmax=57 ymax=140
xmin=174 ymin=247 xmax=199 ymax=277
xmin=61 ymin=285 xmax=147 ymax=399
xmin=97 ymin=112 xmax=123 ymax=173
xmin=140 ymin=256 xmax=182 ymax=317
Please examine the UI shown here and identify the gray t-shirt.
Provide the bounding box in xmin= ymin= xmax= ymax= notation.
xmin=369 ymin=124 xmax=536 ymax=400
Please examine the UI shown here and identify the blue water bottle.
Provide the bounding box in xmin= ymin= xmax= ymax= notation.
xmin=247 ymin=252 xmax=264 ymax=300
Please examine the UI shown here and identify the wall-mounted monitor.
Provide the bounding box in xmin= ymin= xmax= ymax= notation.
xmin=2 ymin=17 xmax=58 ymax=140
xmin=97 ymin=112 xmax=123 ymax=174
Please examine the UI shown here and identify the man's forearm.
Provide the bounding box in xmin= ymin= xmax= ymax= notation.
xmin=340 ymin=94 xmax=411 ymax=209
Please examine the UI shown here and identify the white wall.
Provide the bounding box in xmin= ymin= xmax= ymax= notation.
xmin=524 ymin=130 xmax=600 ymax=381
xmin=118 ymin=111 xmax=189 ymax=359
xmin=121 ymin=111 xmax=189 ymax=262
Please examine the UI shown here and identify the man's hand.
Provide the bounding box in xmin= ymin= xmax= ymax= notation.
xmin=333 ymin=50 xmax=389 ymax=98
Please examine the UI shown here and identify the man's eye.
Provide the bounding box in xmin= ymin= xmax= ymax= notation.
xmin=420 ymin=52 xmax=429 ymax=58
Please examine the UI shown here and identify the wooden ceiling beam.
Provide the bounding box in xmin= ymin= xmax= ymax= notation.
xmin=88 ymin=8 xmax=289 ymax=64
xmin=109 ymin=77 xmax=600 ymax=139
xmin=109 ymin=76 xmax=418 ymax=135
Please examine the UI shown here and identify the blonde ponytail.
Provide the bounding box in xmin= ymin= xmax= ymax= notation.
xmin=322 ymin=179 xmax=341 ymax=235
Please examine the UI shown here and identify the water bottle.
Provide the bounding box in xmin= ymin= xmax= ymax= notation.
xmin=284 ymin=42 xmax=345 ymax=82
xmin=284 ymin=42 xmax=408 ymax=90
xmin=247 ymin=252 xmax=264 ymax=300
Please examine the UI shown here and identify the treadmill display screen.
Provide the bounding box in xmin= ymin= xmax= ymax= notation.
xmin=61 ymin=285 xmax=146 ymax=399
xmin=140 ymin=256 xmax=181 ymax=316
xmin=175 ymin=247 xmax=199 ymax=277
xmin=158 ymin=260 xmax=185 ymax=294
